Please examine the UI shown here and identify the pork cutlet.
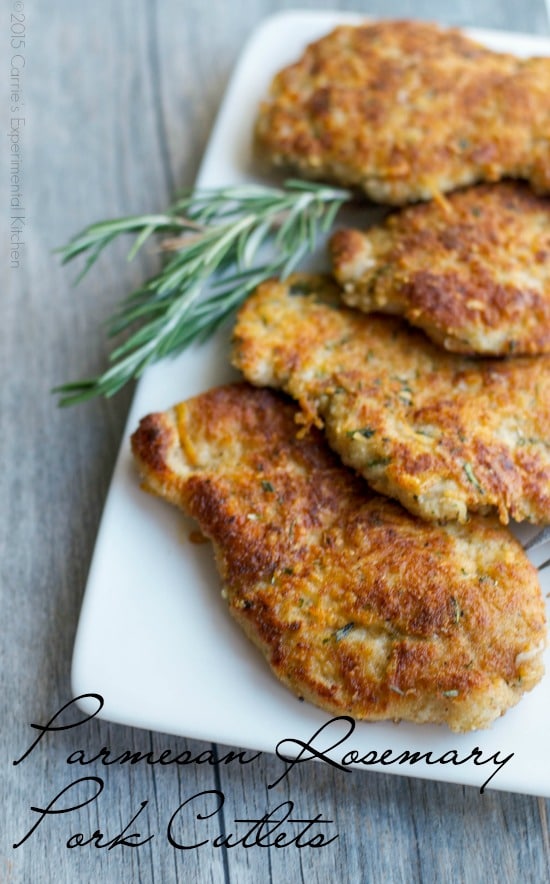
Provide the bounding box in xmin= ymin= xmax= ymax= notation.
xmin=255 ymin=20 xmax=550 ymax=204
xmin=232 ymin=276 xmax=550 ymax=525
xmin=331 ymin=182 xmax=550 ymax=356
xmin=131 ymin=383 xmax=546 ymax=732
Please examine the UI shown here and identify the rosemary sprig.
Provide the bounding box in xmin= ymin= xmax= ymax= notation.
xmin=53 ymin=179 xmax=351 ymax=405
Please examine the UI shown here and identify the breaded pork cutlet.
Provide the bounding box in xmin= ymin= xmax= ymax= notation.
xmin=232 ymin=276 xmax=550 ymax=525
xmin=255 ymin=20 xmax=550 ymax=204
xmin=131 ymin=383 xmax=546 ymax=732
xmin=331 ymin=182 xmax=550 ymax=356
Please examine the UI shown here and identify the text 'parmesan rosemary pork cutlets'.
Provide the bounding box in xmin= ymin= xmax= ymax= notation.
xmin=131 ymin=383 xmax=546 ymax=732
xmin=255 ymin=20 xmax=550 ymax=204
xmin=331 ymin=182 xmax=550 ymax=356
xmin=232 ymin=276 xmax=550 ymax=525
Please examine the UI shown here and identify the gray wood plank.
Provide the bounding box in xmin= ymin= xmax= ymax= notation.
xmin=2 ymin=0 xmax=550 ymax=882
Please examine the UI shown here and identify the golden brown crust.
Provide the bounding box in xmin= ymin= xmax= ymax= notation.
xmin=331 ymin=182 xmax=550 ymax=355
xmin=231 ymin=275 xmax=550 ymax=524
xmin=255 ymin=20 xmax=550 ymax=204
xmin=131 ymin=383 xmax=546 ymax=732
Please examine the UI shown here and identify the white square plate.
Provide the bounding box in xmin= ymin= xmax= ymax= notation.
xmin=72 ymin=10 xmax=550 ymax=796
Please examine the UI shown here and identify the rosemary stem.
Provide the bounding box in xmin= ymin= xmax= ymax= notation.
xmin=54 ymin=179 xmax=352 ymax=405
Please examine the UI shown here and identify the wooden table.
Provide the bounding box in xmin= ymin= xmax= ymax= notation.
xmin=3 ymin=1 xmax=550 ymax=881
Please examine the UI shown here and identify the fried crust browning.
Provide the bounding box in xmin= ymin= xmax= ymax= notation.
xmin=255 ymin=20 xmax=550 ymax=204
xmin=232 ymin=276 xmax=550 ymax=525
xmin=131 ymin=383 xmax=546 ymax=732
xmin=331 ymin=182 xmax=550 ymax=355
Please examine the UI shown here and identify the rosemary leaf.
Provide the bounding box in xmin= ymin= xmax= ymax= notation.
xmin=54 ymin=180 xmax=351 ymax=405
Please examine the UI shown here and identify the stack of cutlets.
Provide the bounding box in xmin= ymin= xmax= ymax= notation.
xmin=132 ymin=20 xmax=550 ymax=732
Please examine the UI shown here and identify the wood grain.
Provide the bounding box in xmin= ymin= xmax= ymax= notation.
xmin=2 ymin=0 xmax=550 ymax=881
